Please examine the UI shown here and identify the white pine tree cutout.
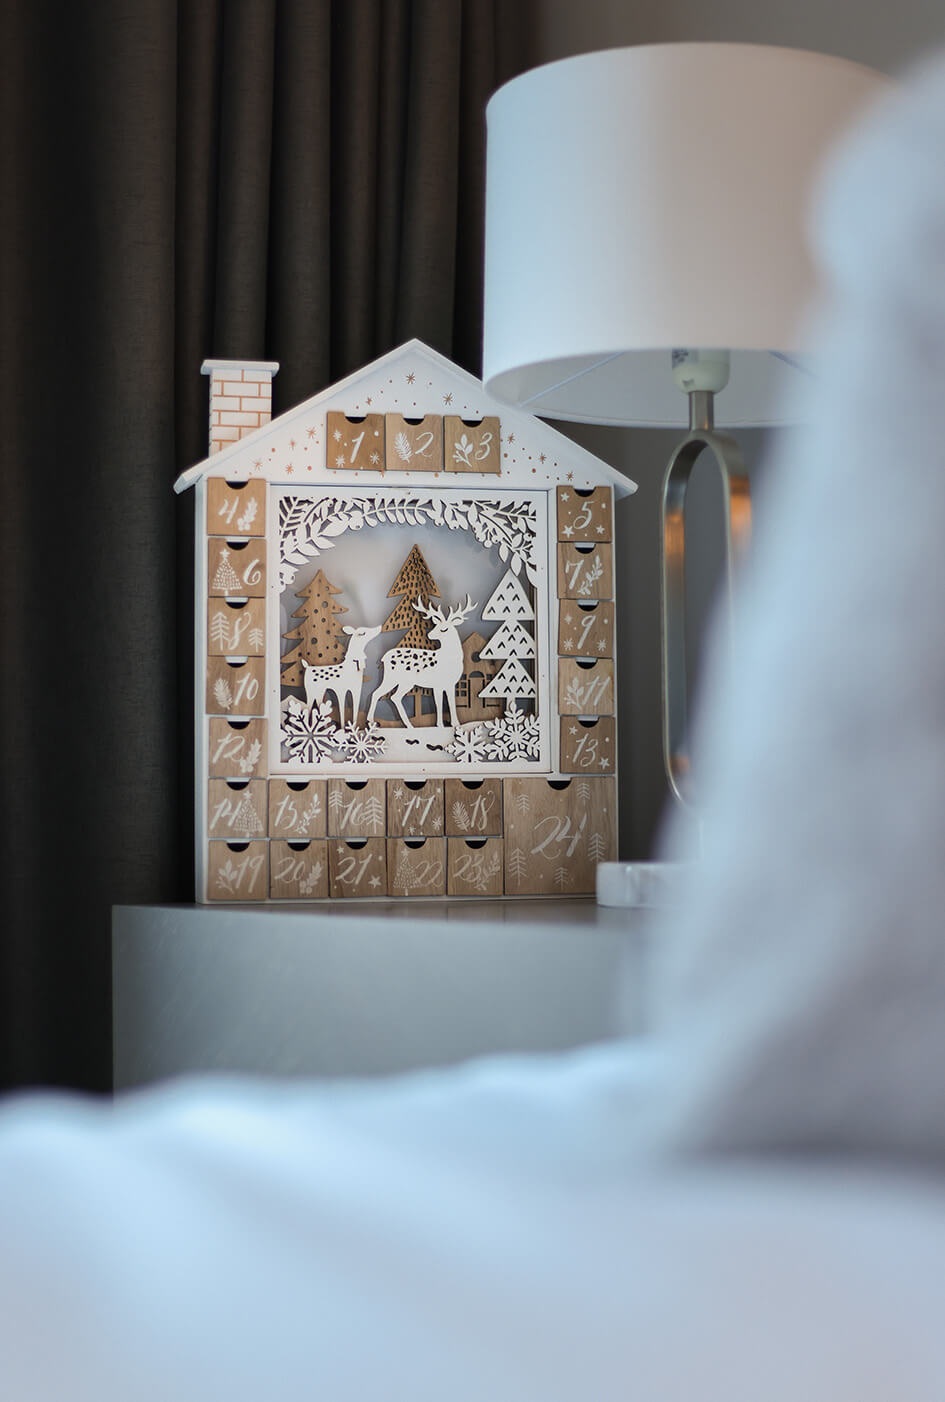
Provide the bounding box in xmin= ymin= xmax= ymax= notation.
xmin=213 ymin=548 xmax=241 ymax=594
xmin=231 ymin=792 xmax=260 ymax=836
xmin=363 ymin=794 xmax=385 ymax=832
xmin=515 ymin=791 xmax=531 ymax=816
xmin=210 ymin=611 xmax=232 ymax=650
xmin=482 ymin=568 xmax=535 ymax=622
xmin=554 ymin=866 xmax=574 ymax=891
xmin=588 ymin=832 xmax=607 ymax=862
xmin=508 ymin=847 xmax=527 ymax=883
xmin=248 ymin=626 xmax=264 ymax=651
xmin=479 ymin=657 xmax=536 ymax=704
xmin=479 ymin=619 xmax=535 ymax=661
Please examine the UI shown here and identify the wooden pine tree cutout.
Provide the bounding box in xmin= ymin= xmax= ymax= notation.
xmin=375 ymin=545 xmax=440 ymax=720
xmin=281 ymin=569 xmax=348 ymax=687
xmin=381 ymin=545 xmax=440 ymax=646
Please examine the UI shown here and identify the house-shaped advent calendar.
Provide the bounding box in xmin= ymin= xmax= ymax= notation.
xmin=175 ymin=340 xmax=636 ymax=902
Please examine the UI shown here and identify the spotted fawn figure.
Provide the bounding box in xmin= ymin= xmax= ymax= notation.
xmin=301 ymin=624 xmax=381 ymax=726
xmin=366 ymin=596 xmax=476 ymax=729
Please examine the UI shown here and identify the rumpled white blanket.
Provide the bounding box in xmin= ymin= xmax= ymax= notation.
xmin=5 ymin=50 xmax=945 ymax=1402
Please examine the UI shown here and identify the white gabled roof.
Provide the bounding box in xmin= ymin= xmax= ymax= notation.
xmin=174 ymin=340 xmax=636 ymax=498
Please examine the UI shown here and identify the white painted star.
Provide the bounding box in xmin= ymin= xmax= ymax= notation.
xmin=569 ymin=725 xmax=578 ymax=735
xmin=369 ymin=875 xmax=382 ymax=888
xmin=563 ymin=612 xmax=573 ymax=625
xmin=560 ymin=491 xmax=570 ymax=501
xmin=596 ymin=524 xmax=606 ymax=534
xmin=563 ymin=524 xmax=573 ymax=537
xmin=599 ymin=756 xmax=609 ymax=768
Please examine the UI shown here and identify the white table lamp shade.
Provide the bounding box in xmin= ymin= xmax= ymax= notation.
xmin=483 ymin=44 xmax=890 ymax=427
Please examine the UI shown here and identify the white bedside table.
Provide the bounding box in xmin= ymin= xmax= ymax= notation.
xmin=112 ymin=900 xmax=648 ymax=1090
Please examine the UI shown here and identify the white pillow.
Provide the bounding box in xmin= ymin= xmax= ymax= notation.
xmin=651 ymin=52 xmax=945 ymax=1161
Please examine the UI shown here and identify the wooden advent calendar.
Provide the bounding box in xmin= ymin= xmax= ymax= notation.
xmin=175 ymin=340 xmax=636 ymax=901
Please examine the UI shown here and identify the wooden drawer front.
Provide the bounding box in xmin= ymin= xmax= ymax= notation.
xmin=557 ymin=543 xmax=612 ymax=600
xmin=327 ymin=780 xmax=386 ymax=837
xmin=387 ymin=779 xmax=444 ymax=837
xmin=207 ymin=478 xmax=266 ymax=536
xmin=444 ymin=416 xmax=501 ymax=474
xmin=388 ymin=839 xmax=446 ymax=897
xmin=206 ymin=657 xmax=265 ymax=716
xmin=208 ymin=597 xmax=266 ymax=657
xmin=268 ymin=780 xmax=327 ymax=839
xmin=558 ymin=658 xmax=615 ymax=716
xmin=560 ymin=717 xmax=616 ymax=774
xmin=503 ymin=777 xmax=616 ymax=896
xmin=207 ymin=779 xmax=268 ymax=838
xmin=208 ymin=538 xmax=266 ymax=598
xmin=208 ymin=718 xmax=267 ymax=778
xmin=269 ymin=841 xmax=328 ymax=899
xmin=557 ymin=600 xmax=613 ymax=658
xmin=329 ymin=838 xmax=387 ymax=897
xmin=385 ymin=414 xmax=443 ymax=472
xmin=444 ymin=778 xmax=503 ymax=836
xmin=556 ymin=486 xmax=612 ymax=542
xmin=326 ymin=411 xmax=385 ymax=472
xmin=447 ymin=838 xmax=504 ymax=897
xmin=207 ymin=841 xmax=268 ymax=901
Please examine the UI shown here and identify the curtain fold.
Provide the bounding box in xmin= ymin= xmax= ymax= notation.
xmin=1 ymin=0 xmax=531 ymax=1094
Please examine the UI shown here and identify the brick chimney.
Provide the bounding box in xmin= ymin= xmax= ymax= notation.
xmin=201 ymin=359 xmax=280 ymax=456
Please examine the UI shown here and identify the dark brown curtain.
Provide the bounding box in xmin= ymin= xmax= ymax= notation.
xmin=0 ymin=0 xmax=534 ymax=1094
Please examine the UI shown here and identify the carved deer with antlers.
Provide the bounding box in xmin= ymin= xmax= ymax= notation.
xmin=366 ymin=595 xmax=476 ymax=729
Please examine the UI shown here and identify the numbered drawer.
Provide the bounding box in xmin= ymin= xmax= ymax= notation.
xmin=558 ymin=658 xmax=615 ymax=716
xmin=207 ymin=478 xmax=266 ymax=536
xmin=503 ymin=777 xmax=615 ymax=896
xmin=388 ymin=838 xmax=446 ymax=897
xmin=208 ymin=717 xmax=267 ymax=778
xmin=557 ymin=543 xmax=612 ymax=600
xmin=327 ymin=779 xmax=386 ymax=837
xmin=326 ymin=411 xmax=385 ymax=472
xmin=329 ymin=838 xmax=387 ymax=897
xmin=385 ymin=414 xmax=443 ymax=472
xmin=447 ymin=837 xmax=504 ymax=897
xmin=206 ymin=657 xmax=265 ymax=716
xmin=269 ymin=779 xmax=327 ymax=839
xmin=208 ymin=597 xmax=266 ymax=657
xmin=444 ymin=416 xmax=501 ymax=474
xmin=558 ymin=600 xmax=613 ymax=658
xmin=560 ymin=717 xmax=616 ymax=774
xmin=207 ymin=840 xmax=269 ymax=901
xmin=207 ymin=779 xmax=268 ymax=838
xmin=208 ymin=537 xmax=266 ymax=597
xmin=387 ymin=779 xmax=443 ymax=837
xmin=269 ymin=840 xmax=328 ymax=899
xmin=444 ymin=778 xmax=503 ymax=836
xmin=556 ymin=486 xmax=612 ymax=543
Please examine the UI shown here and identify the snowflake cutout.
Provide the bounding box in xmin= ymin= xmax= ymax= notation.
xmin=339 ymin=724 xmax=387 ymax=763
xmin=446 ymin=725 xmax=488 ymax=764
xmin=483 ymin=702 xmax=540 ymax=762
xmin=282 ymin=700 xmax=339 ymax=765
